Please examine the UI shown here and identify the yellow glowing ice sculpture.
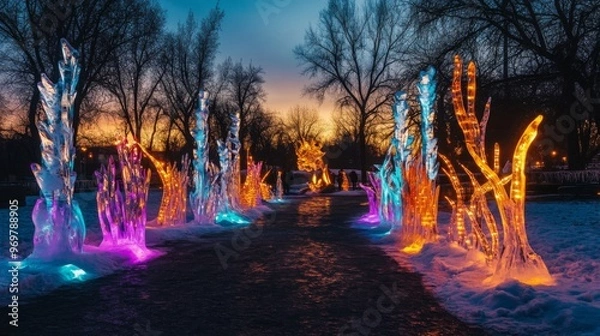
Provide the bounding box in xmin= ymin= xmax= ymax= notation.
xmin=241 ymin=152 xmax=267 ymax=209
xmin=452 ymin=56 xmax=552 ymax=286
xmin=296 ymin=140 xmax=332 ymax=192
xmin=341 ymin=170 xmax=350 ymax=191
xmin=136 ymin=143 xmax=190 ymax=226
xmin=439 ymin=154 xmax=466 ymax=247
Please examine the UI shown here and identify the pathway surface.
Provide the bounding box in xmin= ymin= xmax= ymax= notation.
xmin=3 ymin=196 xmax=488 ymax=335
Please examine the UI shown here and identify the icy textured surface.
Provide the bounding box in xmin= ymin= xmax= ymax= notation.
xmin=95 ymin=140 xmax=150 ymax=247
xmin=29 ymin=39 xmax=85 ymax=259
xmin=190 ymin=91 xmax=217 ymax=224
xmin=450 ymin=56 xmax=551 ymax=285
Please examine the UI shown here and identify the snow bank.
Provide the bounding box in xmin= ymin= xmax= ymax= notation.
xmin=372 ymin=200 xmax=600 ymax=335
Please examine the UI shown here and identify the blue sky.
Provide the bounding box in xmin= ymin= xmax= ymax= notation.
xmin=159 ymin=0 xmax=335 ymax=123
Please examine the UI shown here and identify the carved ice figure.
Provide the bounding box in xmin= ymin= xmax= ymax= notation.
xmin=30 ymin=39 xmax=86 ymax=259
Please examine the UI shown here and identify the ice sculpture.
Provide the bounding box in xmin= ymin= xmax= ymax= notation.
xmin=29 ymin=39 xmax=86 ymax=259
xmin=241 ymin=152 xmax=264 ymax=208
xmin=275 ymin=170 xmax=284 ymax=201
xmin=215 ymin=110 xmax=250 ymax=224
xmin=227 ymin=110 xmax=243 ymax=211
xmin=340 ymin=171 xmax=350 ymax=191
xmin=190 ymin=91 xmax=218 ymax=224
xmin=95 ymin=140 xmax=151 ymax=247
xmin=358 ymin=172 xmax=381 ymax=224
xmin=136 ymin=144 xmax=189 ymax=226
xmin=402 ymin=67 xmax=440 ymax=247
xmin=375 ymin=91 xmax=407 ymax=227
xmin=296 ymin=140 xmax=332 ymax=192
xmin=439 ymin=154 xmax=467 ymax=247
xmin=451 ymin=56 xmax=552 ymax=285
xmin=359 ymin=68 xmax=440 ymax=252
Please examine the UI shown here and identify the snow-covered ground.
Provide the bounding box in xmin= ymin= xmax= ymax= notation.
xmin=0 ymin=191 xmax=272 ymax=304
xmin=365 ymin=199 xmax=600 ymax=335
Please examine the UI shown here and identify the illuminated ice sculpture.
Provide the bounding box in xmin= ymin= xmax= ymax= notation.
xmin=296 ymin=140 xmax=332 ymax=192
xmin=275 ymin=170 xmax=284 ymax=201
xmin=360 ymin=67 xmax=440 ymax=251
xmin=214 ymin=110 xmax=250 ymax=224
xmin=451 ymin=56 xmax=552 ymax=285
xmin=241 ymin=152 xmax=264 ymax=208
xmin=95 ymin=140 xmax=151 ymax=246
xmin=136 ymin=143 xmax=190 ymax=226
xmin=399 ymin=67 xmax=440 ymax=252
xmin=190 ymin=91 xmax=218 ymax=224
xmin=29 ymin=39 xmax=86 ymax=259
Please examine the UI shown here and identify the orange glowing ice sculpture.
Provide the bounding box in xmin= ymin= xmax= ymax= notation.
xmin=439 ymin=154 xmax=467 ymax=247
xmin=296 ymin=140 xmax=332 ymax=192
xmin=340 ymin=170 xmax=350 ymax=191
xmin=451 ymin=56 xmax=552 ymax=285
xmin=397 ymin=67 xmax=440 ymax=254
xmin=241 ymin=152 xmax=267 ymax=209
xmin=136 ymin=143 xmax=190 ymax=226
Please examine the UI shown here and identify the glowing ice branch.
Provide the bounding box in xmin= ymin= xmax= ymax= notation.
xmin=452 ymin=55 xmax=552 ymax=285
xmin=136 ymin=143 xmax=189 ymax=226
xmin=30 ymin=39 xmax=85 ymax=259
xmin=493 ymin=142 xmax=500 ymax=174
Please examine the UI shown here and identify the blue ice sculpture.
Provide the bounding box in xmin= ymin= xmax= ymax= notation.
xmin=191 ymin=91 xmax=217 ymax=224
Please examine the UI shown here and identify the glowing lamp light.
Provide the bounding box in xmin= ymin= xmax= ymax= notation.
xmin=60 ymin=264 xmax=87 ymax=281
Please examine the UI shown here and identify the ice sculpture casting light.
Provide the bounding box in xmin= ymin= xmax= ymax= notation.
xmin=296 ymin=140 xmax=332 ymax=192
xmin=215 ymin=110 xmax=250 ymax=224
xmin=191 ymin=91 xmax=217 ymax=224
xmin=30 ymin=39 xmax=86 ymax=259
xmin=136 ymin=143 xmax=189 ymax=226
xmin=361 ymin=68 xmax=440 ymax=252
xmin=340 ymin=171 xmax=350 ymax=191
xmin=275 ymin=170 xmax=284 ymax=201
xmin=451 ymin=56 xmax=552 ymax=285
xmin=402 ymin=66 xmax=440 ymax=248
xmin=95 ymin=140 xmax=151 ymax=247
xmin=241 ymin=152 xmax=265 ymax=208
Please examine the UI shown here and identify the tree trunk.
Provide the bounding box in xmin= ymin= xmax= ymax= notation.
xmin=562 ymin=76 xmax=585 ymax=170
xmin=359 ymin=114 xmax=367 ymax=183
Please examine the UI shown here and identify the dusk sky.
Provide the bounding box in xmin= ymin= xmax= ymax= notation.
xmin=159 ymin=0 xmax=336 ymax=127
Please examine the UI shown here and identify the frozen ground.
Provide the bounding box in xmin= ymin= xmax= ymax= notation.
xmin=0 ymin=191 xmax=271 ymax=304
xmin=362 ymin=199 xmax=600 ymax=335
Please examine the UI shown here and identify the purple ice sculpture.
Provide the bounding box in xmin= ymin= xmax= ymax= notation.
xmin=30 ymin=39 xmax=86 ymax=259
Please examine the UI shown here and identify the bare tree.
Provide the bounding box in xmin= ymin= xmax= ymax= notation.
xmin=413 ymin=0 xmax=600 ymax=169
xmin=100 ymin=3 xmax=165 ymax=147
xmin=159 ymin=8 xmax=224 ymax=158
xmin=294 ymin=0 xmax=410 ymax=181
xmin=282 ymin=105 xmax=324 ymax=144
xmin=223 ymin=60 xmax=267 ymax=169
xmin=0 ymin=0 xmax=165 ymax=153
